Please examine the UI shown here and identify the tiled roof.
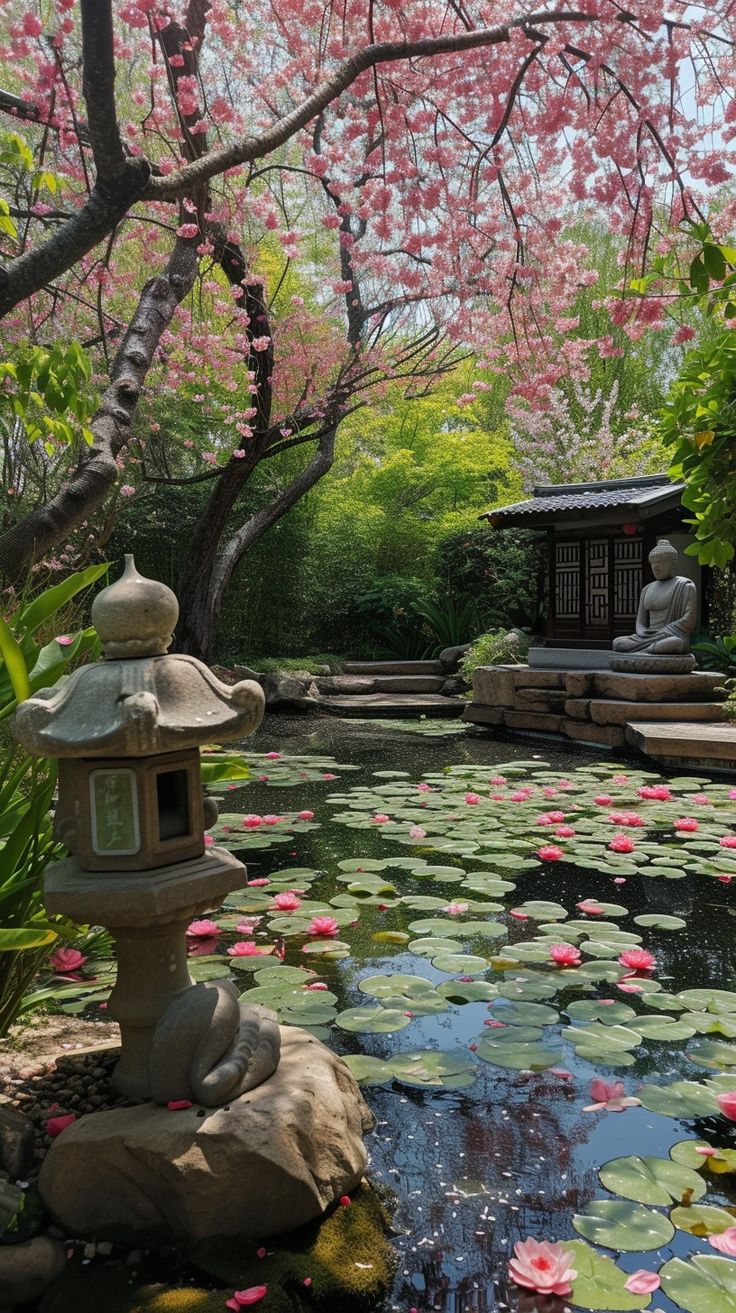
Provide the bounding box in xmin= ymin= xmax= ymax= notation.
xmin=482 ymin=476 xmax=684 ymax=527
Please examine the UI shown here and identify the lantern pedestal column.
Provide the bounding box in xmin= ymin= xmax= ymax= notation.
xmin=43 ymin=847 xmax=247 ymax=1102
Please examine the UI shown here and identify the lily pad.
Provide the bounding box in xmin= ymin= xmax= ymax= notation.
xmin=333 ymin=1007 xmax=412 ymax=1033
xmin=659 ymin=1255 xmax=736 ymax=1313
xmin=572 ymin=1199 xmax=674 ymax=1251
xmin=565 ymin=1240 xmax=651 ymax=1310
xmin=598 ymin=1154 xmax=706 ymax=1205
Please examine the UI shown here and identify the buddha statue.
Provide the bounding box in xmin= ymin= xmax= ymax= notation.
xmin=612 ymin=540 xmax=697 ymax=655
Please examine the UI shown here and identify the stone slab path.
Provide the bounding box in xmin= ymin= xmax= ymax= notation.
xmin=625 ymin=720 xmax=736 ymax=768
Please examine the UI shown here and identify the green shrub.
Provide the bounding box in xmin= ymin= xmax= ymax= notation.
xmin=435 ymin=525 xmax=547 ymax=631
xmin=460 ymin=629 xmax=530 ymax=679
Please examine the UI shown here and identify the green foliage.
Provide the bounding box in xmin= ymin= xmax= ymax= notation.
xmin=0 ymin=340 xmax=96 ymax=455
xmin=660 ymin=327 xmax=736 ymax=567
xmin=436 ymin=525 xmax=546 ymax=631
xmin=691 ymin=632 xmax=736 ymax=674
xmin=0 ymin=566 xmax=105 ymax=1035
xmin=460 ymin=629 xmax=530 ymax=677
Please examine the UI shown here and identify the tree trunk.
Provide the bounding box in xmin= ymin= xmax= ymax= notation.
xmin=176 ymin=428 xmax=336 ymax=661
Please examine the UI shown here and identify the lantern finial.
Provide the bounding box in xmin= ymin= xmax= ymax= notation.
xmin=92 ymin=555 xmax=179 ymax=659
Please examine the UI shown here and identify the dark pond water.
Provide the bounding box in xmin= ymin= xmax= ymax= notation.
xmin=209 ymin=714 xmax=736 ymax=1313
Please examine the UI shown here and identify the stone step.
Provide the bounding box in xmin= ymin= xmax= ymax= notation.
xmin=319 ymin=693 xmax=464 ymax=718
xmin=315 ymin=674 xmax=445 ymax=695
xmin=625 ymin=720 xmax=736 ymax=766
xmin=343 ymin=660 xmax=444 ymax=676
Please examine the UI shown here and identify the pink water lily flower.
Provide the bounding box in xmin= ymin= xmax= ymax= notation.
xmin=709 ymin=1228 xmax=736 ymax=1256
xmin=609 ymin=834 xmax=635 ymax=853
xmin=618 ymin=947 xmax=656 ymax=973
xmin=48 ymin=947 xmax=86 ymax=974
xmin=308 ymin=915 xmax=339 ymax=937
xmin=508 ymin=1238 xmax=577 ymax=1297
xmin=273 ymin=891 xmax=302 ymax=911
xmin=443 ymin=902 xmax=469 ymax=916
xmin=225 ymin=1287 xmax=268 ymax=1310
xmin=537 ymin=844 xmax=564 ymax=861
xmin=583 ymin=1078 xmax=641 ymax=1113
xmin=549 ymin=943 xmax=581 ymax=967
xmin=638 ymin=784 xmax=672 ymax=801
xmin=674 ymin=816 xmax=699 ymax=832
xmin=186 ymin=919 xmax=219 ymax=938
xmin=716 ymin=1091 xmax=736 ymax=1120
xmin=624 ymin=1270 xmax=661 ymax=1294
xmin=227 ymin=941 xmax=269 ymax=957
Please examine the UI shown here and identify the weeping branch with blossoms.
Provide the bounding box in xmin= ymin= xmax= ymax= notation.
xmin=0 ymin=0 xmax=734 ymax=655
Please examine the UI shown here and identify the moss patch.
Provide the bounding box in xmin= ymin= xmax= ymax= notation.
xmin=192 ymin=1182 xmax=397 ymax=1311
xmin=39 ymin=1184 xmax=396 ymax=1313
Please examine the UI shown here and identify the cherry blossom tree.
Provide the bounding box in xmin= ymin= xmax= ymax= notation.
xmin=0 ymin=0 xmax=734 ymax=657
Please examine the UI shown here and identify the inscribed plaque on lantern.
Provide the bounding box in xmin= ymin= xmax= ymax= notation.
xmin=90 ymin=768 xmax=141 ymax=856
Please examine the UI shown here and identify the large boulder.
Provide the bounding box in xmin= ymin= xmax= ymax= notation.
xmin=259 ymin=670 xmax=320 ymax=711
xmin=39 ymin=1028 xmax=373 ymax=1244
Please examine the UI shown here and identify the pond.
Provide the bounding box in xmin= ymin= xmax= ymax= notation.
xmin=54 ymin=714 xmax=736 ymax=1312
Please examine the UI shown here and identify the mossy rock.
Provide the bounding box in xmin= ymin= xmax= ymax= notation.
xmin=192 ymin=1182 xmax=397 ymax=1311
xmin=40 ymin=1184 xmax=395 ymax=1313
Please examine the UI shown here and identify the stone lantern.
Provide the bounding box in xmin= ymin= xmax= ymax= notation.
xmin=12 ymin=557 xmax=280 ymax=1106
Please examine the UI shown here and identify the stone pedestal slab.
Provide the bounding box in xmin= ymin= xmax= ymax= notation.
xmin=39 ymin=1028 xmax=372 ymax=1244
xmin=592 ymin=671 xmax=724 ymax=702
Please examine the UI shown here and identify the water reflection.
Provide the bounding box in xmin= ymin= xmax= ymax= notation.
xmin=234 ymin=714 xmax=736 ymax=1312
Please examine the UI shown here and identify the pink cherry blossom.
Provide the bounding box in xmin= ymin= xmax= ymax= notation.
xmin=708 ymin=1228 xmax=736 ymax=1256
xmin=48 ymin=947 xmax=86 ymax=974
xmin=225 ymin=1288 xmax=268 ymax=1310
xmin=508 ymin=1238 xmax=576 ymax=1297
xmin=577 ymin=899 xmax=604 ymax=915
xmin=583 ymin=1078 xmax=641 ymax=1113
xmin=674 ymin=816 xmax=699 ymax=832
xmin=273 ymin=891 xmax=302 ymax=911
xmin=549 ymin=943 xmax=581 ymax=967
xmin=308 ymin=916 xmax=339 ymax=937
xmin=227 ymin=941 xmax=269 ymax=957
xmin=716 ymin=1091 xmax=736 ymax=1120
xmin=537 ymin=844 xmax=564 ymax=861
xmin=46 ymin=1113 xmax=76 ymax=1138
xmin=618 ymin=948 xmax=656 ymax=972
xmin=609 ymin=834 xmax=635 ymax=853
xmin=624 ymin=1270 xmax=661 ymax=1294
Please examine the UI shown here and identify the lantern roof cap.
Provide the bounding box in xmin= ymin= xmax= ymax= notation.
xmin=11 ymin=554 xmax=265 ymax=758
